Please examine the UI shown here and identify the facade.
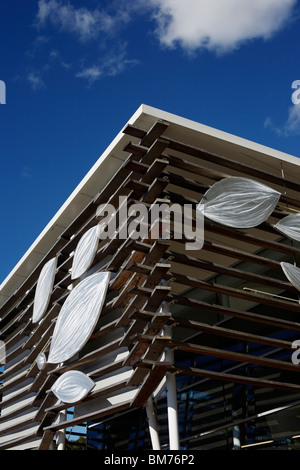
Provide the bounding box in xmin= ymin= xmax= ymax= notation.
xmin=1 ymin=105 xmax=300 ymax=450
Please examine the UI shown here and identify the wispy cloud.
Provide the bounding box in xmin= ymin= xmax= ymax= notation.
xmin=34 ymin=0 xmax=297 ymax=54
xmin=36 ymin=0 xmax=130 ymax=42
xmin=75 ymin=45 xmax=139 ymax=84
xmin=146 ymin=0 xmax=297 ymax=53
xmin=30 ymin=0 xmax=297 ymax=89
xmin=32 ymin=0 xmax=138 ymax=86
xmin=23 ymin=48 xmax=71 ymax=90
xmin=27 ymin=71 xmax=45 ymax=90
xmin=75 ymin=65 xmax=102 ymax=83
xmin=49 ymin=48 xmax=71 ymax=69
xmin=26 ymin=35 xmax=50 ymax=58
xmin=265 ymin=104 xmax=300 ymax=136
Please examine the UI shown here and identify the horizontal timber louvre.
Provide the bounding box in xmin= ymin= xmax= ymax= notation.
xmin=1 ymin=110 xmax=300 ymax=450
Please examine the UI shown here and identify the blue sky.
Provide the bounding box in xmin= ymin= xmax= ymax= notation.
xmin=1 ymin=0 xmax=300 ymax=283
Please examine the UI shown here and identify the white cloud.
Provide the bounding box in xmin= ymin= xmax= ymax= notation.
xmin=27 ymin=72 xmax=45 ymax=90
xmin=75 ymin=47 xmax=139 ymax=84
xmin=33 ymin=1 xmax=138 ymax=85
xmin=32 ymin=0 xmax=297 ymax=90
xmin=265 ymin=105 xmax=300 ymax=137
xmin=35 ymin=0 xmax=297 ymax=54
xmin=75 ymin=65 xmax=102 ymax=83
xmin=36 ymin=0 xmax=129 ymax=41
xmin=285 ymin=105 xmax=300 ymax=135
xmin=49 ymin=49 xmax=71 ymax=69
xmin=147 ymin=0 xmax=297 ymax=53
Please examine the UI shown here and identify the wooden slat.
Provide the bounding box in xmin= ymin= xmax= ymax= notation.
xmin=43 ymin=401 xmax=133 ymax=433
xmin=170 ymin=294 xmax=300 ymax=332
xmin=129 ymin=252 xmax=295 ymax=294
xmin=142 ymin=158 xmax=169 ymax=184
xmin=172 ymin=317 xmax=294 ymax=351
xmin=130 ymin=362 xmax=171 ymax=408
xmin=123 ymin=126 xmax=300 ymax=194
xmin=203 ymin=219 xmax=300 ymax=257
xmin=122 ymin=312 xmax=170 ymax=361
xmin=0 ymin=426 xmax=41 ymax=450
xmin=165 ymin=153 xmax=231 ymax=182
xmin=165 ymin=154 xmax=300 ymax=210
xmin=173 ymin=364 xmax=300 ymax=393
xmin=38 ymin=430 xmax=55 ymax=450
xmin=170 ymin=340 xmax=300 ymax=373
xmin=123 ymin=120 xmax=169 ymax=148
xmin=170 ymin=272 xmax=300 ymax=313
xmin=168 ymin=250 xmax=295 ymax=292
xmin=187 ymin=240 xmax=283 ymax=271
xmin=126 ymin=335 xmax=170 ymax=386
xmin=47 ymin=338 xmax=122 ymax=376
xmin=140 ymin=120 xmax=169 ymax=148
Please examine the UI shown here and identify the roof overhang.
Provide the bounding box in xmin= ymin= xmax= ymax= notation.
xmin=1 ymin=103 xmax=300 ymax=307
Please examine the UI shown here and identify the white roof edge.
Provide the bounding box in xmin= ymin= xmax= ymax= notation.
xmin=1 ymin=103 xmax=300 ymax=305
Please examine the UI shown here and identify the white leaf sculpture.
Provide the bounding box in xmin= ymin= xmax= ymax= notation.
xmin=197 ymin=177 xmax=280 ymax=228
xmin=274 ymin=213 xmax=300 ymax=242
xmin=71 ymin=225 xmax=100 ymax=280
xmin=51 ymin=370 xmax=95 ymax=403
xmin=32 ymin=257 xmax=57 ymax=323
xmin=280 ymin=262 xmax=300 ymax=291
xmin=48 ymin=271 xmax=111 ymax=364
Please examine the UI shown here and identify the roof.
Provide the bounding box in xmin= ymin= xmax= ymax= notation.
xmin=1 ymin=103 xmax=300 ymax=308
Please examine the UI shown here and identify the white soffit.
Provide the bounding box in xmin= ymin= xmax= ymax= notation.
xmin=1 ymin=104 xmax=300 ymax=307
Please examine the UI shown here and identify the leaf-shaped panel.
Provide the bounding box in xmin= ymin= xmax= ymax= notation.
xmin=51 ymin=370 xmax=95 ymax=403
xmin=274 ymin=213 xmax=300 ymax=242
xmin=32 ymin=257 xmax=57 ymax=323
xmin=197 ymin=177 xmax=280 ymax=228
xmin=71 ymin=225 xmax=100 ymax=280
xmin=281 ymin=262 xmax=300 ymax=291
xmin=48 ymin=271 xmax=111 ymax=364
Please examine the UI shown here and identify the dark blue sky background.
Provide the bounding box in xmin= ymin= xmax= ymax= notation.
xmin=1 ymin=0 xmax=300 ymax=283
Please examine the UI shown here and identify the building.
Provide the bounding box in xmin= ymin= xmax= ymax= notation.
xmin=1 ymin=104 xmax=300 ymax=450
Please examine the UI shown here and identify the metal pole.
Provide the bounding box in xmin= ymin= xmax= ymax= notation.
xmin=146 ymin=396 xmax=161 ymax=450
xmin=56 ymin=410 xmax=67 ymax=450
xmin=164 ymin=325 xmax=180 ymax=450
